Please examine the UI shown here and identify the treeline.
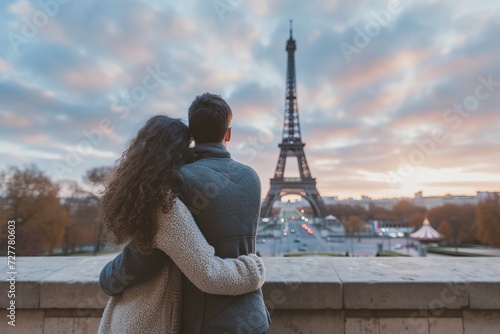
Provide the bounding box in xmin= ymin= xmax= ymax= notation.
xmin=0 ymin=165 xmax=111 ymax=256
xmin=1 ymin=164 xmax=499 ymax=254
xmin=318 ymin=198 xmax=500 ymax=246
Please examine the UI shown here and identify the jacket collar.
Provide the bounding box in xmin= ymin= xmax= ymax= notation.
xmin=191 ymin=142 xmax=231 ymax=160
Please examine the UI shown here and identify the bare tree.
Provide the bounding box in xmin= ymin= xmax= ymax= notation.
xmin=84 ymin=166 xmax=113 ymax=194
xmin=60 ymin=180 xmax=99 ymax=254
xmin=0 ymin=165 xmax=68 ymax=255
xmin=475 ymin=194 xmax=500 ymax=246
xmin=343 ymin=215 xmax=365 ymax=236
xmin=83 ymin=166 xmax=113 ymax=254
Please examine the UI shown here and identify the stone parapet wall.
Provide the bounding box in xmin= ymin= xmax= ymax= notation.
xmin=1 ymin=256 xmax=499 ymax=333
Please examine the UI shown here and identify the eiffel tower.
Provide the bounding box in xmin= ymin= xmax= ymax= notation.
xmin=260 ymin=21 xmax=329 ymax=218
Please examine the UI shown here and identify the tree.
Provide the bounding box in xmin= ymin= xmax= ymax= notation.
xmin=457 ymin=204 xmax=478 ymax=243
xmin=343 ymin=215 xmax=365 ymax=236
xmin=409 ymin=212 xmax=426 ymax=230
xmin=15 ymin=226 xmax=45 ymax=256
xmin=1 ymin=165 xmax=59 ymax=225
xmin=392 ymin=200 xmax=426 ymax=220
xmin=329 ymin=204 xmax=367 ymax=222
xmin=83 ymin=166 xmax=112 ymax=253
xmin=61 ymin=182 xmax=99 ymax=254
xmin=84 ymin=166 xmax=112 ymax=193
xmin=39 ymin=195 xmax=68 ymax=254
xmin=0 ymin=165 xmax=68 ymax=255
xmin=367 ymin=204 xmax=395 ymax=221
xmin=428 ymin=204 xmax=477 ymax=244
xmin=59 ymin=172 xmax=105 ymax=255
xmin=475 ymin=194 xmax=500 ymax=246
xmin=437 ymin=220 xmax=453 ymax=242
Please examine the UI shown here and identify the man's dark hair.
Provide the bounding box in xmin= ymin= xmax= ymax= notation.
xmin=188 ymin=93 xmax=233 ymax=144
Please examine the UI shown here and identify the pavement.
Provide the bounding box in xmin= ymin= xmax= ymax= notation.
xmin=256 ymin=221 xmax=500 ymax=257
xmin=256 ymin=221 xmax=418 ymax=257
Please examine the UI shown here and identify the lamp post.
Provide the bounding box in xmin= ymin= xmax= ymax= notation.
xmin=350 ymin=234 xmax=354 ymax=256
xmin=388 ymin=233 xmax=392 ymax=251
xmin=451 ymin=216 xmax=458 ymax=255
xmin=404 ymin=218 xmax=410 ymax=256
xmin=93 ymin=218 xmax=102 ymax=256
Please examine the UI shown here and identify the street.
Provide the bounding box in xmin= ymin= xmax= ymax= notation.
xmin=256 ymin=220 xmax=429 ymax=257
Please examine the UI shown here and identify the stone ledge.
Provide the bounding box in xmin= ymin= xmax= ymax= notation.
xmin=261 ymin=257 xmax=342 ymax=309
xmin=1 ymin=256 xmax=499 ymax=311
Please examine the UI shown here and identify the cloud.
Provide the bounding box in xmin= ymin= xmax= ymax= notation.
xmin=0 ymin=0 xmax=499 ymax=200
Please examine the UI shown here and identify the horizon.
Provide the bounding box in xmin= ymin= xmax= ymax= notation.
xmin=1 ymin=1 xmax=499 ymax=199
xmin=276 ymin=190 xmax=497 ymax=203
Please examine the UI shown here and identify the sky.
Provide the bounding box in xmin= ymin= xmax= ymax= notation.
xmin=1 ymin=0 xmax=499 ymax=200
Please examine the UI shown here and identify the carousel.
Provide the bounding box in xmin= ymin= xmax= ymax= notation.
xmin=410 ymin=218 xmax=444 ymax=256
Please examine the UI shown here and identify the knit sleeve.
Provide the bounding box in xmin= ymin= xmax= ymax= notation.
xmin=154 ymin=199 xmax=265 ymax=296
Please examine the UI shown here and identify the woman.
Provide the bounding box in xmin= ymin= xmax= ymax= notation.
xmin=97 ymin=115 xmax=265 ymax=334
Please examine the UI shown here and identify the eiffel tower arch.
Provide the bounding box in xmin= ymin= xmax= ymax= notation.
xmin=260 ymin=21 xmax=329 ymax=218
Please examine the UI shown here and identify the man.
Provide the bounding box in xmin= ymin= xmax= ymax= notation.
xmin=100 ymin=93 xmax=270 ymax=334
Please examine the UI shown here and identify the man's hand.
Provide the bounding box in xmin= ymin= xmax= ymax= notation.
xmin=99 ymin=242 xmax=168 ymax=296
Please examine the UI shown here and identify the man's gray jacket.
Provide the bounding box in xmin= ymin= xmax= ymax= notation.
xmin=178 ymin=143 xmax=269 ymax=334
xmin=98 ymin=143 xmax=270 ymax=334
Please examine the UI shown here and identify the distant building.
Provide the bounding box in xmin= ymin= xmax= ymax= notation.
xmin=323 ymin=195 xmax=398 ymax=210
xmin=321 ymin=191 xmax=499 ymax=210
xmin=411 ymin=191 xmax=499 ymax=209
xmin=371 ymin=219 xmax=413 ymax=237
xmin=323 ymin=195 xmax=406 ymax=210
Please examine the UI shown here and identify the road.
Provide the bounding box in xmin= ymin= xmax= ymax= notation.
xmin=257 ymin=225 xmax=423 ymax=257
xmin=255 ymin=205 xmax=446 ymax=257
xmin=256 ymin=220 xmax=432 ymax=257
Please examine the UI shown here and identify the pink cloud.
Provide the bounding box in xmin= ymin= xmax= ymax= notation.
xmin=334 ymin=47 xmax=436 ymax=94
xmin=0 ymin=112 xmax=32 ymax=128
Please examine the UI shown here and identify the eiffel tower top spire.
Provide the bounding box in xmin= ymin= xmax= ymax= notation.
xmin=283 ymin=19 xmax=301 ymax=143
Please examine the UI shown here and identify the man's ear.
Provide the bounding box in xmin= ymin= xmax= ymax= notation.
xmin=225 ymin=127 xmax=232 ymax=142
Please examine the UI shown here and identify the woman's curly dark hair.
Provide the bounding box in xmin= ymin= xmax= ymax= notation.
xmin=99 ymin=115 xmax=190 ymax=254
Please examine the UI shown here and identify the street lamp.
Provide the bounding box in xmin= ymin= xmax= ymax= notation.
xmin=404 ymin=219 xmax=410 ymax=256
xmin=350 ymin=234 xmax=354 ymax=256
xmin=93 ymin=218 xmax=103 ymax=256
xmin=451 ymin=216 xmax=458 ymax=255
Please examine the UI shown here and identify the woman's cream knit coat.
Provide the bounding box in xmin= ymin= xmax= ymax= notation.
xmin=98 ymin=198 xmax=266 ymax=334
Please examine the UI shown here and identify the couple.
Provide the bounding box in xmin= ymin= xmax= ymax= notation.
xmin=98 ymin=93 xmax=271 ymax=334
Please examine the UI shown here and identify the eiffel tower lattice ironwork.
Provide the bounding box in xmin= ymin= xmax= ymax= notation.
xmin=260 ymin=21 xmax=329 ymax=218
